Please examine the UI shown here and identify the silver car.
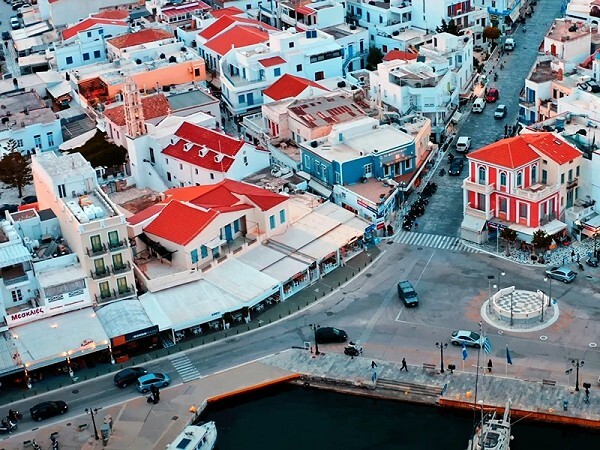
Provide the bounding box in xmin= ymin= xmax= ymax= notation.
xmin=545 ymin=266 xmax=577 ymax=283
xmin=451 ymin=330 xmax=485 ymax=348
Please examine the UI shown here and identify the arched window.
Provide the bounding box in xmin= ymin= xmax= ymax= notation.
xmin=517 ymin=171 xmax=523 ymax=187
xmin=478 ymin=166 xmax=486 ymax=184
xmin=500 ymin=172 xmax=507 ymax=187
xmin=531 ymin=166 xmax=537 ymax=183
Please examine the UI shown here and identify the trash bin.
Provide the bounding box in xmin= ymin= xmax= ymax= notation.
xmin=101 ymin=424 xmax=110 ymax=446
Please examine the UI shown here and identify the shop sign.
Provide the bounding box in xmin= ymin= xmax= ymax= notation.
xmin=357 ymin=198 xmax=378 ymax=214
xmin=7 ymin=306 xmax=48 ymax=326
xmin=487 ymin=222 xmax=507 ymax=230
xmin=124 ymin=325 xmax=159 ymax=343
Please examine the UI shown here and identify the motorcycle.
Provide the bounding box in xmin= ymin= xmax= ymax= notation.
xmin=0 ymin=418 xmax=17 ymax=434
xmin=344 ymin=341 xmax=363 ymax=357
xmin=8 ymin=409 xmax=22 ymax=422
xmin=32 ymin=440 xmax=41 ymax=450
xmin=50 ymin=434 xmax=59 ymax=450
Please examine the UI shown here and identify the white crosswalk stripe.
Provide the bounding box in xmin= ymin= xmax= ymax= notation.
xmin=393 ymin=231 xmax=481 ymax=253
xmin=169 ymin=354 xmax=202 ymax=382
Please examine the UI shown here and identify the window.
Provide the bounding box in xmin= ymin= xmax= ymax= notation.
xmin=191 ymin=249 xmax=198 ymax=264
xmin=382 ymin=45 xmax=388 ymax=53
xmin=500 ymin=172 xmax=507 ymax=187
xmin=576 ymin=165 xmax=580 ymax=176
xmin=90 ymin=235 xmax=102 ymax=252
xmin=65 ymin=56 xmax=73 ymax=65
xmin=279 ymin=209 xmax=286 ymax=224
xmin=243 ymin=156 xmax=248 ymax=165
xmin=112 ymin=253 xmax=124 ymax=270
xmin=274 ymin=68 xmax=281 ymax=77
xmin=531 ymin=166 xmax=537 ymax=183
xmin=516 ymin=172 xmax=522 ymax=187
xmin=99 ymin=281 xmax=110 ymax=299
xmin=296 ymin=64 xmax=302 ymax=71
xmin=94 ymin=50 xmax=101 ymax=59
xmin=149 ymin=147 xmax=155 ymax=163
xmin=58 ymin=184 xmax=66 ymax=198
xmin=364 ymin=163 xmax=372 ymax=176
xmin=117 ymin=277 xmax=129 ymax=294
xmin=210 ymin=173 xmax=215 ymax=180
xmin=289 ymin=42 xmax=295 ymax=48
xmin=34 ymin=135 xmax=41 ymax=149
xmin=108 ymin=230 xmax=119 ymax=248
xmin=87 ymin=31 xmax=92 ymax=38
xmin=11 ymin=289 xmax=22 ymax=303
xmin=315 ymin=71 xmax=324 ymax=81
xmin=83 ymin=52 xmax=90 ymax=61
xmin=367 ymin=12 xmax=370 ymax=21
xmin=499 ymin=197 xmax=507 ymax=213
xmin=195 ymin=168 xmax=199 ymax=175
xmin=194 ymin=68 xmax=200 ymax=77
xmin=478 ymin=166 xmax=486 ymax=184
xmin=167 ymin=172 xmax=172 ymax=181
xmin=94 ymin=258 xmax=106 ymax=276
xmin=519 ymin=203 xmax=528 ymax=218
xmin=98 ymin=29 xmax=103 ymax=35
xmin=233 ymin=219 xmax=240 ymax=233
xmin=47 ymin=132 xmax=54 ymax=147
xmin=561 ymin=173 xmax=565 ymax=184
xmin=179 ymin=164 xmax=183 ymax=170
xmin=200 ymin=245 xmax=208 ymax=258
xmin=269 ymin=215 xmax=276 ymax=229
xmin=541 ymin=170 xmax=548 ymax=184
xmin=379 ymin=15 xmax=383 ymax=23
xmin=568 ymin=169 xmax=573 ymax=182
xmin=238 ymin=95 xmax=245 ymax=104
xmin=16 ymin=139 xmax=23 ymax=148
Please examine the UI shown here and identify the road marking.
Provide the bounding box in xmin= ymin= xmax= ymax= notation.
xmin=394 ymin=307 xmax=404 ymax=322
xmin=414 ymin=250 xmax=435 ymax=287
xmin=394 ymin=231 xmax=481 ymax=253
xmin=168 ymin=354 xmax=202 ymax=382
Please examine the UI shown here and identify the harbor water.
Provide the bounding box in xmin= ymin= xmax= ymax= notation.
xmin=203 ymin=385 xmax=599 ymax=450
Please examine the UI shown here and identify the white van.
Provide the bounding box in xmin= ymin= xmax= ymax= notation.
xmin=473 ymin=98 xmax=486 ymax=113
xmin=504 ymin=38 xmax=515 ymax=51
xmin=456 ymin=136 xmax=472 ymax=154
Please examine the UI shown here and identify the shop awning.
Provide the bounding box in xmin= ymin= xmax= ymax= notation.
xmin=0 ymin=242 xmax=32 ymax=269
xmin=540 ymin=219 xmax=567 ymax=236
xmin=95 ymin=299 xmax=155 ymax=339
xmin=461 ymin=215 xmax=486 ymax=232
xmin=308 ymin=179 xmax=332 ymax=198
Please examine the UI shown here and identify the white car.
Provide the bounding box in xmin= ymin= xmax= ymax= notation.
xmin=451 ymin=330 xmax=485 ymax=348
xmin=456 ymin=136 xmax=471 ymax=153
xmin=494 ymin=104 xmax=507 ymax=119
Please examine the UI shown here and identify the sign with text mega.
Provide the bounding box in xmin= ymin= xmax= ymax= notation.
xmin=6 ymin=306 xmax=48 ymax=327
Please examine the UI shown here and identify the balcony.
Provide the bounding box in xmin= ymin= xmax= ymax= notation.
xmin=514 ymin=183 xmax=560 ymax=202
xmin=112 ymin=261 xmax=132 ymax=275
xmin=108 ymin=239 xmax=128 ymax=252
xmin=4 ymin=273 xmax=28 ymax=286
xmin=465 ymin=204 xmax=493 ymax=220
xmin=95 ymin=285 xmax=135 ymax=303
xmin=90 ymin=267 xmax=111 ymax=280
xmin=463 ymin=179 xmax=494 ymax=195
xmin=87 ymin=244 xmax=108 ymax=257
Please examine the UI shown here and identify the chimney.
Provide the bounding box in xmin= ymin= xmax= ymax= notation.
xmin=557 ymin=68 xmax=563 ymax=81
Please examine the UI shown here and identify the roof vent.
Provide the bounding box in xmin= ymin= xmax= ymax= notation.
xmin=214 ymin=154 xmax=224 ymax=163
xmin=184 ymin=142 xmax=193 ymax=151
xmin=198 ymin=146 xmax=209 ymax=157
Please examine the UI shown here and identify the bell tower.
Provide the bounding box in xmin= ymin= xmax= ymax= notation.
xmin=123 ymin=77 xmax=146 ymax=138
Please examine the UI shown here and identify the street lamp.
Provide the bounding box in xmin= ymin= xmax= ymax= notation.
xmin=85 ymin=407 xmax=100 ymax=440
xmin=436 ymin=342 xmax=448 ymax=373
xmin=487 ymin=275 xmax=495 ymax=314
xmin=544 ymin=276 xmax=552 ymax=307
xmin=572 ymin=359 xmax=584 ymax=392
xmin=540 ymin=289 xmax=545 ymax=323
xmin=309 ymin=324 xmax=320 ymax=355
xmin=594 ymin=232 xmax=598 ymax=259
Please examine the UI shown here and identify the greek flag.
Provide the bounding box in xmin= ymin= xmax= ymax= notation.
xmin=483 ymin=337 xmax=491 ymax=354
xmin=506 ymin=346 xmax=513 ymax=365
xmin=462 ymin=344 xmax=468 ymax=361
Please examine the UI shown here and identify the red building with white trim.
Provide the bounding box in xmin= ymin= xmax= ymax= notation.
xmin=461 ymin=133 xmax=583 ymax=244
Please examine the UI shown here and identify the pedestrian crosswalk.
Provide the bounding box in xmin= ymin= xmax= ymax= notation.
xmin=393 ymin=230 xmax=481 ymax=253
xmin=169 ymin=354 xmax=202 ymax=383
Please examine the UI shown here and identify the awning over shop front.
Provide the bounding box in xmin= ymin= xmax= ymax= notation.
xmin=237 ymin=245 xmax=311 ymax=282
xmin=12 ymin=308 xmax=109 ymax=371
xmin=461 ymin=215 xmax=486 ymax=232
xmin=96 ymin=299 xmax=155 ymax=341
xmin=0 ymin=242 xmax=32 ymax=269
xmin=308 ymin=179 xmax=333 ymax=198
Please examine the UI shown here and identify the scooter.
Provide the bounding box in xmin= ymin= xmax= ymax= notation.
xmin=0 ymin=418 xmax=17 ymax=434
xmin=8 ymin=409 xmax=22 ymax=422
xmin=50 ymin=434 xmax=59 ymax=450
xmin=344 ymin=341 xmax=363 ymax=357
xmin=32 ymin=440 xmax=41 ymax=450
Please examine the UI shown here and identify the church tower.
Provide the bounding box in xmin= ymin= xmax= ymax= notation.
xmin=122 ymin=77 xmax=146 ymax=138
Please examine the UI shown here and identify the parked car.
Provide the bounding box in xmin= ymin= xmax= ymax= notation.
xmin=2 ymin=31 xmax=10 ymax=40
xmin=586 ymin=256 xmax=599 ymax=267
xmin=20 ymin=195 xmax=37 ymax=205
xmin=494 ymin=104 xmax=507 ymax=119
xmin=448 ymin=157 xmax=464 ymax=176
xmin=135 ymin=372 xmax=171 ymax=393
xmin=0 ymin=204 xmax=18 ymax=216
xmin=456 ymin=136 xmax=471 ymax=153
xmin=30 ymin=401 xmax=68 ymax=421
xmin=11 ymin=3 xmax=23 ymax=11
xmin=486 ymin=88 xmax=500 ymax=103
xmin=545 ymin=266 xmax=577 ymax=283
xmin=114 ymin=367 xmax=148 ymax=388
xmin=315 ymin=326 xmax=348 ymax=344
xmin=397 ymin=280 xmax=419 ymax=307
xmin=472 ymin=98 xmax=486 ymax=113
xmin=10 ymin=16 xmax=20 ymax=29
xmin=451 ymin=330 xmax=484 ymax=348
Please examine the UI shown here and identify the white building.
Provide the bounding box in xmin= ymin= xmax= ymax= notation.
xmin=106 ymin=28 xmax=176 ymax=62
xmin=38 ymin=0 xmax=136 ymax=27
xmin=473 ymin=0 xmax=523 ymax=31
xmin=55 ymin=28 xmax=116 ymax=71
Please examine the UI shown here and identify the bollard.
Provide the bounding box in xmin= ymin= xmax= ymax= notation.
xmin=213 ymin=336 xmax=216 ymax=341
xmin=236 ymin=329 xmax=239 ymax=334
xmin=190 ymin=342 xmax=194 ymax=348
xmin=269 ymin=319 xmax=272 ymax=323
xmin=279 ymin=314 xmax=282 ymax=319
xmin=248 ymin=326 xmax=250 ymax=331
xmin=338 ymin=281 xmax=341 ymax=286
xmin=288 ymin=310 xmax=291 ymax=315
xmin=345 ymin=276 xmax=348 ymax=282
xmin=358 ymin=267 xmax=361 ymax=272
xmin=167 ymin=349 xmax=171 ymax=355
xmin=202 ymin=340 xmax=205 ymax=345
xmin=297 ymin=305 xmax=300 ymax=310
xmin=322 ymin=291 xmax=326 ymax=297
xmin=330 ymin=286 xmax=333 ymax=292
xmin=306 ymin=301 xmax=309 ymax=306
xmin=314 ymin=295 xmax=317 ymax=301
xmin=563 ymin=400 xmax=568 ymax=411
xmin=370 ymin=258 xmax=373 ymax=262
xmin=364 ymin=261 xmax=367 ymax=267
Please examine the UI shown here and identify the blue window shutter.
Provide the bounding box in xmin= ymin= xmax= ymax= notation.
xmin=191 ymin=249 xmax=198 ymax=263
xmin=201 ymin=245 xmax=208 ymax=258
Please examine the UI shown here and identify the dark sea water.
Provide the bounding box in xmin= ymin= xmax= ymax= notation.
xmin=202 ymin=385 xmax=599 ymax=450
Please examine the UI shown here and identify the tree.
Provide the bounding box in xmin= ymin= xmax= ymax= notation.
xmin=532 ymin=229 xmax=553 ymax=254
xmin=483 ymin=26 xmax=502 ymax=46
xmin=0 ymin=151 xmax=32 ymax=198
xmin=366 ymin=46 xmax=384 ymax=70
xmin=500 ymin=227 xmax=517 ymax=255
xmin=436 ymin=18 xmax=460 ymax=35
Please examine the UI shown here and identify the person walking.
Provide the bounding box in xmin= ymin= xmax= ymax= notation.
xmin=414 ymin=219 xmax=419 ymax=230
xmin=571 ymin=249 xmax=575 ymax=262
xmin=487 ymin=359 xmax=493 ymax=373
xmin=401 ymin=358 xmax=408 ymax=372
xmin=150 ymin=385 xmax=160 ymax=404
xmin=371 ymin=360 xmax=377 ymax=369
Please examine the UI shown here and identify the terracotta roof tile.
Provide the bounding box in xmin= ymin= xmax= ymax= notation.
xmin=211 ymin=6 xmax=244 ymax=18
xmin=62 ymin=18 xmax=128 ymax=41
xmin=263 ymin=73 xmax=327 ymax=101
xmin=258 ymin=56 xmax=286 ymax=67
xmin=383 ymin=50 xmax=418 ymax=62
xmin=520 ymin=133 xmax=582 ymax=164
xmin=107 ymin=28 xmax=173 ymax=50
xmin=103 ymin=94 xmax=171 ymax=126
xmin=175 ymin=122 xmax=244 ymax=157
xmin=127 ymin=203 xmax=166 ymax=226
xmin=92 ymin=10 xmax=130 ymax=20
xmin=468 ymin=136 xmax=539 ymax=168
xmin=144 ymin=200 xmax=218 ymax=245
xmin=204 ymin=25 xmax=269 ymax=56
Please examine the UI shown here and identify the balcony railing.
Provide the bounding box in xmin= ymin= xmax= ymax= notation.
xmin=108 ymin=239 xmax=128 ymax=252
xmin=112 ymin=261 xmax=131 ymax=275
xmin=87 ymin=244 xmax=108 ymax=257
xmin=90 ymin=267 xmax=111 ymax=280
xmin=465 ymin=204 xmax=493 ymax=220
xmin=95 ymin=285 xmax=135 ymax=303
xmin=4 ymin=274 xmax=28 ymax=286
xmin=514 ymin=183 xmax=560 ymax=201
xmin=462 ymin=179 xmax=494 ymax=195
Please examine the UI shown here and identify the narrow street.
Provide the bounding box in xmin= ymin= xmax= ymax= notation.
xmin=0 ymin=2 xmax=21 ymax=78
xmin=415 ymin=0 xmax=567 ymax=238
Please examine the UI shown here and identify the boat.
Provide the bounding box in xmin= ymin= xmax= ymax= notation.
xmin=166 ymin=421 xmax=217 ymax=450
xmin=467 ymin=401 xmax=512 ymax=450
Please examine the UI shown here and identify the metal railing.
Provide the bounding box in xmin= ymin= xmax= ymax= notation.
xmin=90 ymin=267 xmax=111 ymax=280
xmin=86 ymin=244 xmax=107 ymax=257
xmin=4 ymin=274 xmax=28 ymax=286
xmin=108 ymin=239 xmax=128 ymax=252
xmin=112 ymin=261 xmax=131 ymax=275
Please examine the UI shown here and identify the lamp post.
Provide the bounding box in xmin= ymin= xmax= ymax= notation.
xmin=399 ymin=181 xmax=406 ymax=217
xmin=436 ymin=342 xmax=448 ymax=373
xmin=572 ymin=359 xmax=584 ymax=392
xmin=594 ymin=232 xmax=598 ymax=259
xmin=540 ymin=288 xmax=545 ymax=323
xmin=85 ymin=407 xmax=100 ymax=440
xmin=544 ymin=276 xmax=552 ymax=307
xmin=309 ymin=324 xmax=320 ymax=355
xmin=509 ymin=291 xmax=514 ymax=327
xmin=487 ymin=275 xmax=495 ymax=314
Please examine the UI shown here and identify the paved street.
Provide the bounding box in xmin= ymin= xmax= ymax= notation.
xmin=0 ymin=2 xmax=20 ymax=78
xmin=416 ymin=0 xmax=567 ymax=237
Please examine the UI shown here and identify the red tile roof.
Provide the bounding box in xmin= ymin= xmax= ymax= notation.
xmin=383 ymin=50 xmax=418 ymax=62
xmin=263 ymin=74 xmax=327 ymax=101
xmin=296 ymin=5 xmax=315 ymax=14
xmin=62 ymin=18 xmax=128 ymax=41
xmin=211 ymin=6 xmax=244 ymax=18
xmin=468 ymin=136 xmax=539 ymax=168
xmin=103 ymin=94 xmax=171 ymax=126
xmin=92 ymin=10 xmax=130 ymax=20
xmin=107 ymin=28 xmax=173 ymax=49
xmin=161 ymin=122 xmax=245 ymax=172
xmin=127 ymin=203 xmax=167 ymax=226
xmin=259 ymin=56 xmax=286 ymax=67
xmin=161 ymin=1 xmax=210 ymax=17
xmin=144 ymin=200 xmax=218 ymax=245
xmin=520 ymin=133 xmax=582 ymax=164
xmin=204 ymin=25 xmax=269 ymax=56
xmin=198 ymin=15 xmax=276 ymax=40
